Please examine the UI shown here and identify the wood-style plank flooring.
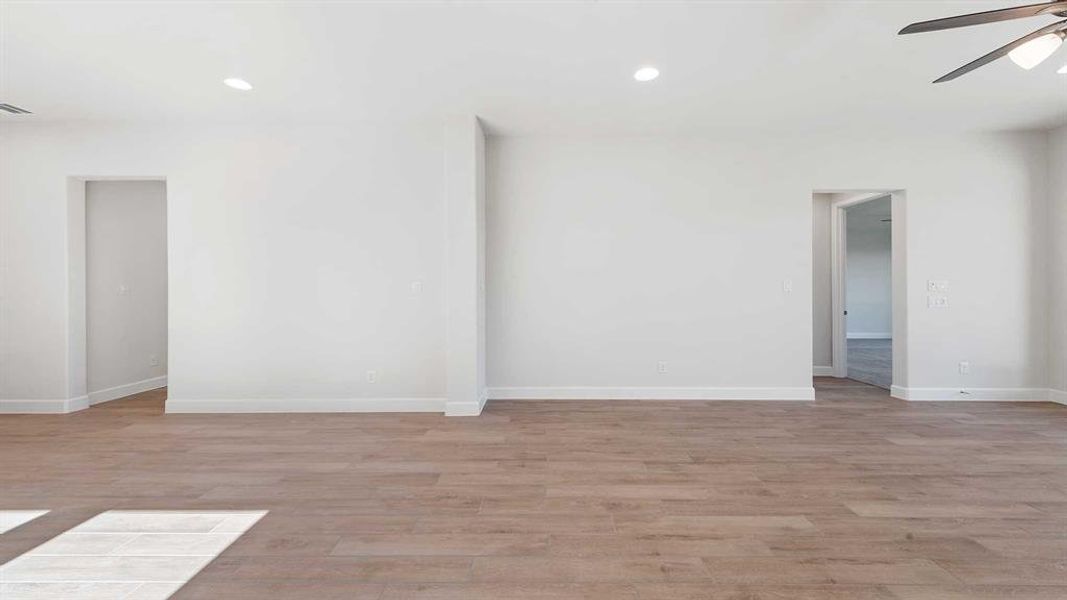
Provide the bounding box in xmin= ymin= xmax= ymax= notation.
xmin=1 ymin=378 xmax=1066 ymax=599
xmin=848 ymin=338 xmax=893 ymax=390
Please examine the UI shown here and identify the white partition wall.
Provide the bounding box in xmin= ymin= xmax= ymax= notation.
xmin=0 ymin=124 xmax=1062 ymax=411
xmin=486 ymin=133 xmax=1049 ymax=401
xmin=445 ymin=116 xmax=488 ymax=416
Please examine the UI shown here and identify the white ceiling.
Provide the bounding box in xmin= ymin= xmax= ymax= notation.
xmin=1 ymin=0 xmax=1065 ymax=134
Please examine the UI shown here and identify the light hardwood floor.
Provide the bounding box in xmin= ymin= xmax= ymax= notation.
xmin=1 ymin=378 xmax=1065 ymax=599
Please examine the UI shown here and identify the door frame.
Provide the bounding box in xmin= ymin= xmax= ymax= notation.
xmin=826 ymin=190 xmax=907 ymax=394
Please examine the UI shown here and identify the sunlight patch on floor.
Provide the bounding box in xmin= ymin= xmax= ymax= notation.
xmin=0 ymin=510 xmax=266 ymax=600
xmin=0 ymin=511 xmax=49 ymax=535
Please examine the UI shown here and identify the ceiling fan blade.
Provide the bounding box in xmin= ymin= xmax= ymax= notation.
xmin=933 ymin=19 xmax=1066 ymax=82
xmin=900 ymin=1 xmax=1067 ymax=34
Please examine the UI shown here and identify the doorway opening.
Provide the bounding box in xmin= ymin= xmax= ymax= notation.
xmin=67 ymin=177 xmax=168 ymax=410
xmin=812 ymin=190 xmax=907 ymax=395
xmin=842 ymin=196 xmax=892 ymax=388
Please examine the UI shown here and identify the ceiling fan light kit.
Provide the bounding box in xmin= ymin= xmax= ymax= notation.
xmin=1009 ymin=31 xmax=1065 ymax=68
xmin=899 ymin=0 xmax=1067 ymax=82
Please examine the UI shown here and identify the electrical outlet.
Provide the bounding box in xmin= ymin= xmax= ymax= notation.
xmin=149 ymin=355 xmax=159 ymax=367
xmin=411 ymin=281 xmax=423 ymax=294
xmin=782 ymin=279 xmax=793 ymax=293
xmin=927 ymin=294 xmax=949 ymax=308
xmin=366 ymin=370 xmax=378 ymax=384
xmin=958 ymin=361 xmax=969 ymax=375
xmin=117 ymin=283 xmax=130 ymax=296
xmin=656 ymin=361 xmax=667 ymax=374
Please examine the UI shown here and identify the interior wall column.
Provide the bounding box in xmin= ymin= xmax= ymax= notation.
xmin=444 ymin=115 xmax=487 ymax=416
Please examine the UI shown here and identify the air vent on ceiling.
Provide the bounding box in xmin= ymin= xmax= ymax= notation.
xmin=0 ymin=103 xmax=32 ymax=114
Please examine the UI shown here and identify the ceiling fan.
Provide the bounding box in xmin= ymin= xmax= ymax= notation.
xmin=899 ymin=1 xmax=1067 ymax=82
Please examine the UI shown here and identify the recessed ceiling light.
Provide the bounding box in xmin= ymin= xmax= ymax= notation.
xmin=1059 ymin=64 xmax=1067 ymax=74
xmin=223 ymin=78 xmax=253 ymax=91
xmin=633 ymin=66 xmax=659 ymax=82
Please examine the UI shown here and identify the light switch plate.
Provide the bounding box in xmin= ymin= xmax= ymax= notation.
xmin=927 ymin=280 xmax=949 ymax=293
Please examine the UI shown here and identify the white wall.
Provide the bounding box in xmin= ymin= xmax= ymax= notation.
xmin=811 ymin=193 xmax=832 ymax=370
xmin=487 ymin=136 xmax=814 ymax=398
xmin=1049 ymin=125 xmax=1067 ymax=401
xmin=845 ymin=196 xmax=892 ymax=338
xmin=0 ymin=123 xmax=1058 ymax=409
xmin=487 ymin=132 xmax=1049 ymax=398
xmin=0 ymin=122 xmax=456 ymax=411
xmin=86 ymin=180 xmax=168 ymax=401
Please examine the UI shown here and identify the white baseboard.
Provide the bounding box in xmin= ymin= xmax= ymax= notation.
xmin=165 ymin=397 xmax=446 ymax=414
xmin=0 ymin=396 xmax=89 ymax=414
xmin=88 ymin=376 xmax=167 ymax=406
xmin=487 ymin=387 xmax=815 ymax=401
xmin=813 ymin=366 xmax=834 ymax=377
xmin=1049 ymin=389 xmax=1067 ymax=405
xmin=846 ymin=333 xmax=892 ymax=339
xmin=445 ymin=388 xmax=489 ymax=417
xmin=892 ymin=386 xmax=1050 ymax=402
